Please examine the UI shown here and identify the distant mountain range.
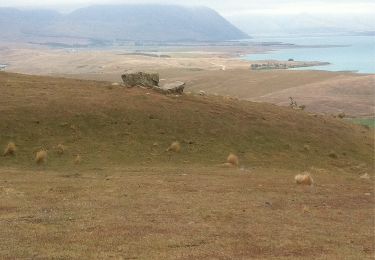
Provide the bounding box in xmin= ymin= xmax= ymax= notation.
xmin=0 ymin=5 xmax=248 ymax=43
xmin=228 ymin=13 xmax=375 ymax=37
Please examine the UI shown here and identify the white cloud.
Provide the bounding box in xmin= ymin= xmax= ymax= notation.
xmin=0 ymin=0 xmax=374 ymax=16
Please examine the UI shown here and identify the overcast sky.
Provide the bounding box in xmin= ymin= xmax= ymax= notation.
xmin=1 ymin=0 xmax=375 ymax=16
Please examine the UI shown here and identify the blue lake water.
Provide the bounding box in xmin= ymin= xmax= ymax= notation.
xmin=244 ymin=35 xmax=375 ymax=74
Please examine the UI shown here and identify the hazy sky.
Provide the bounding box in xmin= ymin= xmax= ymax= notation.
xmin=1 ymin=0 xmax=375 ymax=16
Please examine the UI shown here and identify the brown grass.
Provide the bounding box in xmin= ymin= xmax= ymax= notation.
xmin=56 ymin=144 xmax=66 ymax=155
xmin=35 ymin=150 xmax=47 ymax=165
xmin=0 ymin=166 xmax=373 ymax=259
xmin=74 ymin=154 xmax=82 ymax=164
xmin=328 ymin=151 xmax=338 ymax=159
xmin=227 ymin=153 xmax=239 ymax=167
xmin=295 ymin=172 xmax=314 ymax=185
xmin=167 ymin=141 xmax=181 ymax=153
xmin=3 ymin=141 xmax=16 ymax=156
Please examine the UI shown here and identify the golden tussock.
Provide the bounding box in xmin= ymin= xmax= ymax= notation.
xmin=3 ymin=142 xmax=16 ymax=156
xmin=222 ymin=162 xmax=236 ymax=168
xmin=295 ymin=172 xmax=314 ymax=186
xmin=167 ymin=141 xmax=181 ymax=153
xmin=302 ymin=205 xmax=310 ymax=213
xmin=56 ymin=144 xmax=66 ymax=155
xmin=74 ymin=155 xmax=82 ymax=164
xmin=227 ymin=153 xmax=239 ymax=167
xmin=35 ymin=150 xmax=47 ymax=165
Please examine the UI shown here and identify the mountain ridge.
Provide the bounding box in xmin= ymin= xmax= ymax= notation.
xmin=0 ymin=5 xmax=249 ymax=43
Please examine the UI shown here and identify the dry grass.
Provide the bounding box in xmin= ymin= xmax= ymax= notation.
xmin=56 ymin=144 xmax=66 ymax=155
xmin=74 ymin=154 xmax=82 ymax=164
xmin=227 ymin=153 xmax=239 ymax=167
xmin=0 ymin=72 xmax=373 ymax=170
xmin=0 ymin=166 xmax=373 ymax=259
xmin=328 ymin=151 xmax=338 ymax=159
xmin=35 ymin=150 xmax=47 ymax=165
xmin=3 ymin=141 xmax=16 ymax=156
xmin=167 ymin=141 xmax=181 ymax=153
xmin=303 ymin=144 xmax=310 ymax=152
xmin=295 ymin=172 xmax=314 ymax=186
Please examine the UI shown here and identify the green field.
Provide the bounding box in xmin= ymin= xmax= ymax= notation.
xmin=347 ymin=118 xmax=375 ymax=128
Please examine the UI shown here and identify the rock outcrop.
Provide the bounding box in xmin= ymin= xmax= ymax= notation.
xmin=157 ymin=81 xmax=185 ymax=95
xmin=121 ymin=72 xmax=185 ymax=95
xmin=121 ymin=72 xmax=159 ymax=88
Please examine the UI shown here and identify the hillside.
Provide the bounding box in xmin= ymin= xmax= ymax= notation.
xmin=0 ymin=5 xmax=248 ymax=43
xmin=0 ymin=72 xmax=372 ymax=171
xmin=0 ymin=72 xmax=374 ymax=259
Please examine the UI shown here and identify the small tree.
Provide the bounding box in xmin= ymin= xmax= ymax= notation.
xmin=289 ymin=97 xmax=298 ymax=109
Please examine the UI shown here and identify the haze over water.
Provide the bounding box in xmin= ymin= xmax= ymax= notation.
xmin=245 ymin=35 xmax=375 ymax=74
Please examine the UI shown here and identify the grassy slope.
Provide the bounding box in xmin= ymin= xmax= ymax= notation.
xmin=0 ymin=72 xmax=374 ymax=259
xmin=0 ymin=72 xmax=373 ymax=172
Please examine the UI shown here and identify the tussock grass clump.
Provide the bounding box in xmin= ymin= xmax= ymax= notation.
xmin=295 ymin=172 xmax=314 ymax=186
xmin=328 ymin=151 xmax=338 ymax=159
xmin=3 ymin=142 xmax=16 ymax=156
xmin=227 ymin=153 xmax=239 ymax=167
xmin=303 ymin=144 xmax=310 ymax=152
xmin=167 ymin=141 xmax=181 ymax=153
xmin=35 ymin=150 xmax=47 ymax=165
xmin=56 ymin=144 xmax=66 ymax=155
xmin=74 ymin=155 xmax=82 ymax=164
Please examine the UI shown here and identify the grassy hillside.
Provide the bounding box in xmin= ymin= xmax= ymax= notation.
xmin=0 ymin=72 xmax=373 ymax=172
xmin=0 ymin=72 xmax=374 ymax=259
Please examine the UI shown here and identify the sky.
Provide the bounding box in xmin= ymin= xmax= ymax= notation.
xmin=1 ymin=0 xmax=375 ymax=16
xmin=1 ymin=0 xmax=374 ymax=35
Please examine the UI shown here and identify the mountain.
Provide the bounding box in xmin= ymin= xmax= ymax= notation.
xmin=0 ymin=5 xmax=248 ymax=43
xmin=228 ymin=13 xmax=375 ymax=36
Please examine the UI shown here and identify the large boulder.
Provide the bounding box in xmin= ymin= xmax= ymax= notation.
xmin=121 ymin=72 xmax=159 ymax=88
xmin=159 ymin=81 xmax=185 ymax=95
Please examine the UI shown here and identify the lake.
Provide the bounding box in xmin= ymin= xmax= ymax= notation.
xmin=244 ymin=35 xmax=375 ymax=74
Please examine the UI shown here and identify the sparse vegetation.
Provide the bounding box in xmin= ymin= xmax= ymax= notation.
xmin=167 ymin=141 xmax=181 ymax=153
xmin=0 ymin=69 xmax=373 ymax=259
xmin=347 ymin=118 xmax=375 ymax=128
xmin=74 ymin=154 xmax=82 ymax=164
xmin=227 ymin=153 xmax=239 ymax=167
xmin=337 ymin=112 xmax=346 ymax=119
xmin=328 ymin=151 xmax=338 ymax=159
xmin=294 ymin=172 xmax=314 ymax=185
xmin=3 ymin=141 xmax=16 ymax=156
xmin=35 ymin=150 xmax=47 ymax=164
xmin=56 ymin=144 xmax=66 ymax=155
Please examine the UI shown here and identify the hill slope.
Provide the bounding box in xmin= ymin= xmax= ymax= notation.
xmin=0 ymin=5 xmax=248 ymax=43
xmin=0 ymin=72 xmax=373 ymax=172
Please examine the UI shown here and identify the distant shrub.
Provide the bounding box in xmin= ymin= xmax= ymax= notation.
xmin=328 ymin=151 xmax=338 ymax=159
xmin=289 ymin=97 xmax=298 ymax=109
xmin=56 ymin=144 xmax=66 ymax=155
xmin=227 ymin=153 xmax=239 ymax=167
xmin=74 ymin=155 xmax=82 ymax=164
xmin=295 ymin=172 xmax=314 ymax=185
xmin=337 ymin=112 xmax=346 ymax=119
xmin=35 ymin=150 xmax=47 ymax=165
xmin=303 ymin=144 xmax=310 ymax=152
xmin=167 ymin=141 xmax=181 ymax=153
xmin=3 ymin=142 xmax=16 ymax=156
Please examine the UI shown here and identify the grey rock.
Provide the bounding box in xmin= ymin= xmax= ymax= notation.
xmin=155 ymin=81 xmax=185 ymax=95
xmin=121 ymin=72 xmax=159 ymax=88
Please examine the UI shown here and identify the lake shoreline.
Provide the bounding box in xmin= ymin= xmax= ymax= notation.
xmin=242 ymin=35 xmax=374 ymax=74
